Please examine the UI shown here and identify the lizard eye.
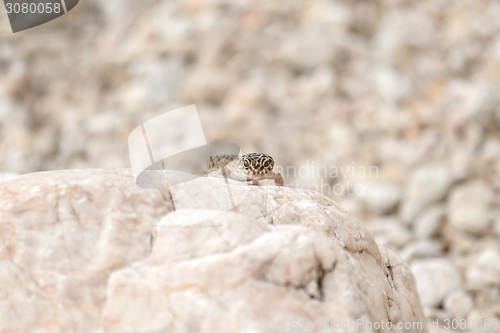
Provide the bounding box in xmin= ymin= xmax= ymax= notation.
xmin=243 ymin=160 xmax=250 ymax=168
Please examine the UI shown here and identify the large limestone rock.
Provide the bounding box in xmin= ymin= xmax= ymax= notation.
xmin=0 ymin=169 xmax=426 ymax=333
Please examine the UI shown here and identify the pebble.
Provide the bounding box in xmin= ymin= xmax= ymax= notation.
xmin=411 ymin=258 xmax=461 ymax=308
xmin=414 ymin=204 xmax=446 ymax=239
xmin=399 ymin=165 xmax=452 ymax=224
xmin=466 ymin=248 xmax=500 ymax=290
xmin=362 ymin=182 xmax=402 ymax=215
xmin=443 ymin=289 xmax=474 ymax=320
xmin=401 ymin=239 xmax=443 ymax=262
xmin=365 ymin=217 xmax=413 ymax=249
xmin=447 ymin=179 xmax=493 ymax=235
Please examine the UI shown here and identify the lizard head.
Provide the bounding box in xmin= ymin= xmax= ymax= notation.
xmin=237 ymin=152 xmax=275 ymax=179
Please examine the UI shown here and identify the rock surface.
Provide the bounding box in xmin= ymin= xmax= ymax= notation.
xmin=0 ymin=169 xmax=426 ymax=333
xmin=0 ymin=172 xmax=18 ymax=182
xmin=0 ymin=169 xmax=173 ymax=333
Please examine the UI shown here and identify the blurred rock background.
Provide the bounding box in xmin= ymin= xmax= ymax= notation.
xmin=0 ymin=0 xmax=499 ymax=331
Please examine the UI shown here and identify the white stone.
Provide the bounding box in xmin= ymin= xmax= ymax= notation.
xmin=411 ymin=259 xmax=461 ymax=308
xmin=414 ymin=205 xmax=446 ymax=239
xmin=466 ymin=307 xmax=500 ymax=333
xmin=443 ymin=289 xmax=473 ymax=320
xmin=363 ymin=182 xmax=402 ymax=215
xmin=447 ymin=179 xmax=493 ymax=235
xmin=466 ymin=249 xmax=500 ymax=289
xmin=365 ymin=217 xmax=413 ymax=249
xmin=400 ymin=165 xmax=452 ymax=224
xmin=401 ymin=240 xmax=444 ymax=262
